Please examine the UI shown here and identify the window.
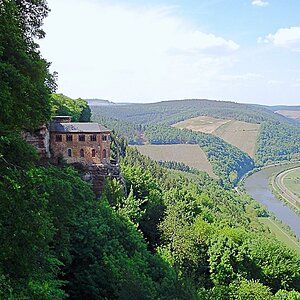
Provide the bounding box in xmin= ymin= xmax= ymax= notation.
xmin=102 ymin=135 xmax=107 ymax=141
xmin=79 ymin=134 xmax=85 ymax=142
xmin=102 ymin=149 xmax=107 ymax=159
xmin=92 ymin=149 xmax=96 ymax=157
xmin=80 ymin=149 xmax=84 ymax=157
xmin=67 ymin=149 xmax=72 ymax=157
xmin=90 ymin=135 xmax=97 ymax=142
xmin=66 ymin=134 xmax=73 ymax=142
xmin=55 ymin=135 xmax=62 ymax=142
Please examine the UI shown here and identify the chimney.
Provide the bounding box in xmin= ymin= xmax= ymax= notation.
xmin=52 ymin=116 xmax=72 ymax=123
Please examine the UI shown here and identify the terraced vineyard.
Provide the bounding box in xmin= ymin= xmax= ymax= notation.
xmin=173 ymin=117 xmax=260 ymax=158
xmin=276 ymin=110 xmax=300 ymax=121
xmin=172 ymin=116 xmax=230 ymax=133
xmin=213 ymin=120 xmax=260 ymax=158
xmin=134 ymin=144 xmax=216 ymax=178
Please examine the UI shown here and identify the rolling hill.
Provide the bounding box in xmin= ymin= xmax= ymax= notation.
xmin=92 ymin=98 xmax=300 ymax=186
xmin=172 ymin=116 xmax=260 ymax=158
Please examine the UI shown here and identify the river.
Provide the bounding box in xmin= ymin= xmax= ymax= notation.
xmin=244 ymin=165 xmax=300 ymax=238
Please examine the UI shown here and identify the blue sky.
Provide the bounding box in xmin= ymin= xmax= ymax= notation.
xmin=40 ymin=0 xmax=300 ymax=105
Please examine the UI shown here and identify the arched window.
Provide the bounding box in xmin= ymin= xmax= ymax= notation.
xmin=102 ymin=149 xmax=107 ymax=159
xmin=67 ymin=149 xmax=72 ymax=157
xmin=92 ymin=149 xmax=96 ymax=157
xmin=80 ymin=149 xmax=84 ymax=157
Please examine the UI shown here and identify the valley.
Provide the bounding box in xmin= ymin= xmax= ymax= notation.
xmin=244 ymin=164 xmax=300 ymax=238
xmin=2 ymin=0 xmax=300 ymax=298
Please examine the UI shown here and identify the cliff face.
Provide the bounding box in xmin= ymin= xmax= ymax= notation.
xmin=81 ymin=162 xmax=123 ymax=197
xmin=22 ymin=125 xmax=50 ymax=160
xmin=23 ymin=124 xmax=121 ymax=196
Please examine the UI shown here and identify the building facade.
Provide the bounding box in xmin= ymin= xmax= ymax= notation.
xmin=49 ymin=116 xmax=111 ymax=165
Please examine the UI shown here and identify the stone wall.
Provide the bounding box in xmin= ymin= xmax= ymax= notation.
xmin=22 ymin=125 xmax=50 ymax=159
xmin=50 ymin=132 xmax=110 ymax=165
xmin=80 ymin=162 xmax=122 ymax=197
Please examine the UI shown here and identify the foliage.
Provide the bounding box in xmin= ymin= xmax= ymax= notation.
xmin=91 ymin=114 xmax=144 ymax=144
xmin=51 ymin=93 xmax=91 ymax=122
xmin=157 ymin=160 xmax=208 ymax=176
xmin=92 ymin=99 xmax=294 ymax=126
xmin=119 ymin=148 xmax=300 ymax=299
xmin=0 ymin=0 xmax=55 ymax=131
xmin=256 ymin=122 xmax=300 ymax=165
xmin=144 ymin=124 xmax=255 ymax=188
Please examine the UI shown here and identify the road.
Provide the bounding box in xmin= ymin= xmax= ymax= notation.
xmin=273 ymin=166 xmax=300 ymax=213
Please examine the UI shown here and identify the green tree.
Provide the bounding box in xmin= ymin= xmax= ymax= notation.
xmin=231 ymin=279 xmax=274 ymax=300
xmin=0 ymin=0 xmax=55 ymax=131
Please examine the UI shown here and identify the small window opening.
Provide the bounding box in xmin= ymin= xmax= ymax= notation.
xmin=66 ymin=134 xmax=73 ymax=142
xmin=79 ymin=134 xmax=85 ymax=142
xmin=80 ymin=149 xmax=84 ymax=157
xmin=102 ymin=149 xmax=107 ymax=159
xmin=92 ymin=149 xmax=96 ymax=157
xmin=102 ymin=135 xmax=107 ymax=141
xmin=90 ymin=135 xmax=97 ymax=142
xmin=55 ymin=135 xmax=62 ymax=142
xmin=67 ymin=149 xmax=72 ymax=157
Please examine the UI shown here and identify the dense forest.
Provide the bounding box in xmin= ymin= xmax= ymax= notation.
xmin=51 ymin=94 xmax=91 ymax=122
xmin=256 ymin=122 xmax=300 ymax=165
xmin=91 ymin=99 xmax=296 ymax=126
xmin=92 ymin=99 xmax=300 ymax=173
xmin=1 ymin=1 xmax=300 ymax=299
xmin=143 ymin=124 xmax=254 ymax=188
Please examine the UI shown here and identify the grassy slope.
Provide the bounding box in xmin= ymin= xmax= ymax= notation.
xmin=172 ymin=115 xmax=231 ymax=133
xmin=173 ymin=116 xmax=260 ymax=158
xmin=133 ymin=144 xmax=217 ymax=178
xmin=283 ymin=168 xmax=300 ymax=198
xmin=213 ymin=120 xmax=260 ymax=158
xmin=259 ymin=217 xmax=300 ymax=255
xmin=276 ymin=110 xmax=300 ymax=120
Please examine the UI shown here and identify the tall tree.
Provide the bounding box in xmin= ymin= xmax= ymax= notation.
xmin=0 ymin=0 xmax=55 ymax=131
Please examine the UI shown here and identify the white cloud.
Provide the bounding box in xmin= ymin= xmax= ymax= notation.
xmin=40 ymin=0 xmax=240 ymax=101
xmin=261 ymin=27 xmax=300 ymax=51
xmin=251 ymin=0 xmax=269 ymax=7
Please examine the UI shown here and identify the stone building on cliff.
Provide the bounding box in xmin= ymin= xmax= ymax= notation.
xmin=49 ymin=116 xmax=110 ymax=165
xmin=24 ymin=116 xmax=121 ymax=196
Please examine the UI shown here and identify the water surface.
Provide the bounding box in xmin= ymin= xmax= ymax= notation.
xmin=244 ymin=165 xmax=300 ymax=238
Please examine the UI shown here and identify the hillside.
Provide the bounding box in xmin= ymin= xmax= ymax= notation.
xmin=134 ymin=144 xmax=217 ymax=178
xmin=92 ymin=99 xmax=300 ymax=170
xmin=92 ymin=98 xmax=295 ymax=126
xmin=172 ymin=116 xmax=260 ymax=158
xmin=275 ymin=110 xmax=300 ymax=121
xmin=2 ymin=1 xmax=300 ymax=299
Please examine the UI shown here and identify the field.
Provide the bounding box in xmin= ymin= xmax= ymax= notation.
xmin=259 ymin=217 xmax=300 ymax=254
xmin=213 ymin=120 xmax=261 ymax=158
xmin=283 ymin=168 xmax=300 ymax=198
xmin=172 ymin=117 xmax=260 ymax=158
xmin=276 ymin=110 xmax=300 ymax=120
xmin=172 ymin=116 xmax=231 ymax=133
xmin=134 ymin=144 xmax=216 ymax=178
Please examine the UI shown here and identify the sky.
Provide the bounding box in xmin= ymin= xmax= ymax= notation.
xmin=40 ymin=0 xmax=300 ymax=105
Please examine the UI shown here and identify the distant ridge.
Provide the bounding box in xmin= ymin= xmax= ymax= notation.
xmin=86 ymin=99 xmax=132 ymax=106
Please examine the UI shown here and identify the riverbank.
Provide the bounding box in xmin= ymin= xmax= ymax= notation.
xmin=244 ymin=164 xmax=300 ymax=238
xmin=259 ymin=217 xmax=300 ymax=255
xmin=271 ymin=166 xmax=300 ymax=216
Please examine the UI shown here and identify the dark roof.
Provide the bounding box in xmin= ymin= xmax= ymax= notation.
xmin=50 ymin=122 xmax=110 ymax=133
